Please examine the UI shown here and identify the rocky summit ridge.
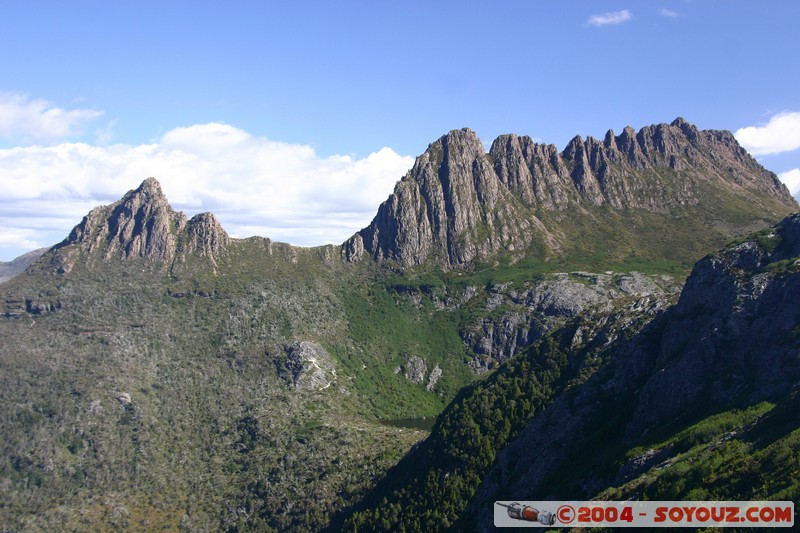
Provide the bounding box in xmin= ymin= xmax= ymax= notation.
xmin=345 ymin=118 xmax=795 ymax=267
xmin=22 ymin=119 xmax=797 ymax=278
xmin=47 ymin=177 xmax=230 ymax=274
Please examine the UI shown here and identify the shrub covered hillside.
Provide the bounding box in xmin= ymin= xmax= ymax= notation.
xmin=339 ymin=215 xmax=800 ymax=531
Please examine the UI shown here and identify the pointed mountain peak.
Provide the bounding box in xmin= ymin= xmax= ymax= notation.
xmin=50 ymin=179 xmax=187 ymax=272
xmin=189 ymin=211 xmax=222 ymax=226
xmin=562 ymin=135 xmax=586 ymax=159
xmin=443 ymin=127 xmax=479 ymax=141
xmin=669 ymin=116 xmax=699 ymax=140
xmin=139 ymin=176 xmax=162 ymax=191
xmin=670 ymin=116 xmax=689 ymax=127
xmin=125 ymin=177 xmax=169 ymax=205
xmin=603 ymin=128 xmax=617 ymax=149
xmin=430 ymin=128 xmax=485 ymax=158
xmin=124 ymin=177 xmax=167 ymax=202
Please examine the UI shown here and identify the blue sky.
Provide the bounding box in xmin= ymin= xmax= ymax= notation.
xmin=1 ymin=1 xmax=799 ymax=261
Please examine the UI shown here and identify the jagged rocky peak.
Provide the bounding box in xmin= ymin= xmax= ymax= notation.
xmin=670 ymin=116 xmax=698 ymax=137
xmin=48 ymin=178 xmax=229 ymax=274
xmin=61 ymin=177 xmax=187 ymax=263
xmin=490 ymin=134 xmax=574 ymax=208
xmin=345 ymin=118 xmax=796 ymax=268
xmin=184 ymin=212 xmax=230 ymax=261
xmin=566 ymin=117 xmax=697 ymax=169
xmin=346 ymin=127 xmax=535 ymax=267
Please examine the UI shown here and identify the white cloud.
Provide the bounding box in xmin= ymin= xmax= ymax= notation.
xmin=735 ymin=112 xmax=800 ymax=156
xmin=0 ymin=92 xmax=103 ymax=143
xmin=0 ymin=122 xmax=414 ymax=260
xmin=587 ymin=10 xmax=633 ymax=27
xmin=659 ymin=9 xmax=681 ymax=18
xmin=0 ymin=227 xmax=43 ymax=251
xmin=778 ymin=168 xmax=800 ymax=198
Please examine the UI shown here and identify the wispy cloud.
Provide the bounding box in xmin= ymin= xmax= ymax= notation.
xmin=95 ymin=119 xmax=118 ymax=146
xmin=0 ymin=92 xmax=103 ymax=143
xmin=735 ymin=111 xmax=800 ymax=156
xmin=587 ymin=10 xmax=633 ymax=27
xmin=0 ymin=227 xmax=43 ymax=252
xmin=659 ymin=9 xmax=681 ymax=19
xmin=0 ymin=122 xmax=414 ymax=259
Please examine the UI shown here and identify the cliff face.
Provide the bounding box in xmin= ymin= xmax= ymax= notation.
xmin=46 ymin=178 xmax=229 ymax=274
xmin=463 ymin=214 xmax=800 ymax=529
xmin=343 ymin=214 xmax=800 ymax=532
xmin=182 ymin=212 xmax=231 ymax=265
xmin=348 ymin=128 xmax=537 ymax=266
xmin=345 ymin=119 xmax=795 ymax=267
xmin=619 ymin=214 xmax=800 ymax=435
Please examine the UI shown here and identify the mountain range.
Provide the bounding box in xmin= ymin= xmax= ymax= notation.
xmin=346 ymin=118 xmax=791 ymax=267
xmin=0 ymin=119 xmax=797 ymax=531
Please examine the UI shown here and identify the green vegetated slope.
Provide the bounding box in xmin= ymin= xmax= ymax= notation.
xmin=339 ymin=288 xmax=668 ymax=531
xmin=5 ymin=226 xmax=548 ymax=530
xmin=0 ymin=246 xmax=433 ymax=531
xmin=339 ymin=216 xmax=800 ymax=531
xmin=0 ymin=237 xmax=681 ymax=531
xmin=0 ymin=234 xmax=550 ymax=530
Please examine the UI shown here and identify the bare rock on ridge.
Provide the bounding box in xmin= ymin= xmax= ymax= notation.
xmin=183 ymin=212 xmax=230 ymax=265
xmin=46 ymin=178 xmax=229 ymax=273
xmin=344 ymin=119 xmax=796 ymax=268
xmin=347 ymin=128 xmax=537 ymax=267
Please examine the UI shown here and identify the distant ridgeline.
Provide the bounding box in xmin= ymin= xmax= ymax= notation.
xmin=0 ymin=119 xmax=797 ymax=531
xmin=0 ymin=248 xmax=47 ymax=284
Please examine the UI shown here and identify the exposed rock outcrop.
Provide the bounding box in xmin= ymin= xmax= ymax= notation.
xmin=345 ymin=119 xmax=796 ymax=267
xmin=279 ymin=341 xmax=336 ymax=391
xmin=466 ymin=214 xmax=800 ymax=528
xmin=182 ymin=212 xmax=230 ymax=265
xmin=348 ymin=128 xmax=536 ymax=266
xmin=67 ymin=177 xmax=187 ymax=263
xmin=426 ymin=364 xmax=442 ymax=392
xmin=619 ymin=216 xmax=800 ymax=436
xmin=403 ymin=355 xmax=428 ymax=385
xmin=45 ymin=178 xmax=229 ymax=273
xmin=461 ymin=272 xmax=679 ymax=372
